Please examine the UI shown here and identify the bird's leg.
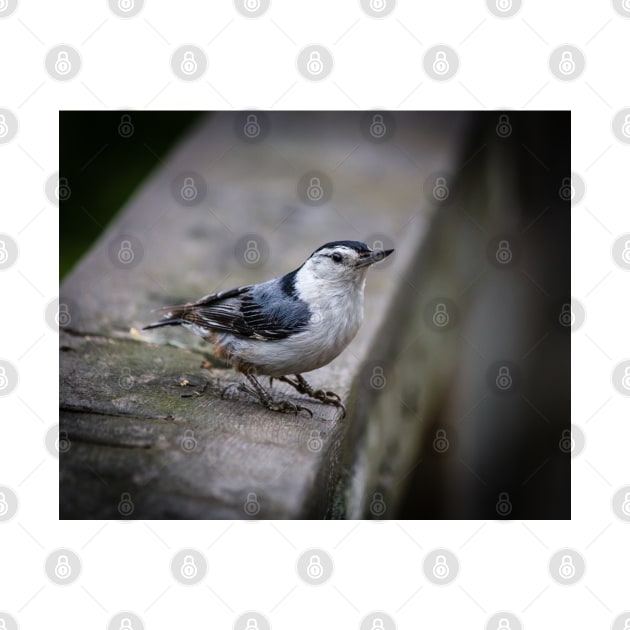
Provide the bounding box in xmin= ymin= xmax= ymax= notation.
xmin=241 ymin=371 xmax=313 ymax=417
xmin=278 ymin=374 xmax=346 ymax=418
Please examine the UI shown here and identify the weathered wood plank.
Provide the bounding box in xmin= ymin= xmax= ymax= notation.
xmin=60 ymin=112 xmax=466 ymax=519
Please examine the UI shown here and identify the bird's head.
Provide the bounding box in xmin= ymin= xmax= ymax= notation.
xmin=300 ymin=240 xmax=394 ymax=286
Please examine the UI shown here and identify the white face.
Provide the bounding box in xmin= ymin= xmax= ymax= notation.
xmin=303 ymin=245 xmax=370 ymax=284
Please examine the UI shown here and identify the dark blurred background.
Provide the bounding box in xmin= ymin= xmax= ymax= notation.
xmin=60 ymin=111 xmax=204 ymax=279
xmin=394 ymin=112 xmax=571 ymax=519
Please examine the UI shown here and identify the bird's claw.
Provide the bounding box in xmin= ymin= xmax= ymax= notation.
xmin=267 ymin=400 xmax=313 ymax=418
xmin=314 ymin=389 xmax=341 ymax=402
xmin=231 ymin=381 xmax=313 ymax=417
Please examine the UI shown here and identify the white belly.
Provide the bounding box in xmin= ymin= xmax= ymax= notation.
xmin=215 ymin=285 xmax=364 ymax=376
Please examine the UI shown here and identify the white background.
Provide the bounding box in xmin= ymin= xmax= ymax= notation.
xmin=0 ymin=0 xmax=629 ymax=628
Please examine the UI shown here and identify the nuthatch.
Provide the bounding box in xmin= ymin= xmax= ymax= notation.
xmin=144 ymin=241 xmax=394 ymax=417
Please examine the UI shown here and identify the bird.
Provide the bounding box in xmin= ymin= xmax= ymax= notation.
xmin=143 ymin=240 xmax=394 ymax=417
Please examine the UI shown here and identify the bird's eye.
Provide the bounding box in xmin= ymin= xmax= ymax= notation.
xmin=331 ymin=252 xmax=343 ymax=263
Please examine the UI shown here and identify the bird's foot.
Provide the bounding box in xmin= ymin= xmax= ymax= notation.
xmin=278 ymin=375 xmax=346 ymax=418
xmin=238 ymin=380 xmax=313 ymax=417
xmin=220 ymin=382 xmax=241 ymax=400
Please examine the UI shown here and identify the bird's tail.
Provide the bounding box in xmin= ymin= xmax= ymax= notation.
xmin=142 ymin=305 xmax=189 ymax=331
xmin=142 ymin=318 xmax=182 ymax=331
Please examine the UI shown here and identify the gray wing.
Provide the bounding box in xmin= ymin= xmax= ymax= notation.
xmin=156 ymin=280 xmax=311 ymax=341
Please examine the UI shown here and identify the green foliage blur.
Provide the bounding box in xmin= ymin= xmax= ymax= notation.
xmin=60 ymin=111 xmax=205 ymax=280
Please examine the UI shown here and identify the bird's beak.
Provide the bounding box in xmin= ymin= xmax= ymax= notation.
xmin=355 ymin=248 xmax=394 ymax=268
